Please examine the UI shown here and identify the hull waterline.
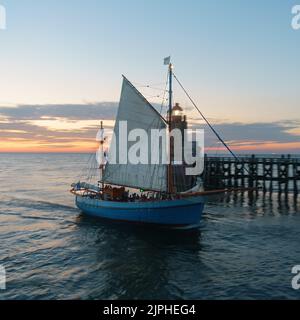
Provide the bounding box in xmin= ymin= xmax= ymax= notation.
xmin=75 ymin=196 xmax=204 ymax=226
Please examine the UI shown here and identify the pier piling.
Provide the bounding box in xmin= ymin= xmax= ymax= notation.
xmin=203 ymin=155 xmax=300 ymax=198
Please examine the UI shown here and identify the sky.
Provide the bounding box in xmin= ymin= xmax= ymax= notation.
xmin=0 ymin=0 xmax=300 ymax=153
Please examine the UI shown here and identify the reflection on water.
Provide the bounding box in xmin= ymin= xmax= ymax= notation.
xmin=72 ymin=214 xmax=203 ymax=299
xmin=0 ymin=153 xmax=299 ymax=300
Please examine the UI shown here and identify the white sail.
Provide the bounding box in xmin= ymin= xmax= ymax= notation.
xmin=103 ymin=76 xmax=167 ymax=192
xmin=96 ymin=128 xmax=105 ymax=141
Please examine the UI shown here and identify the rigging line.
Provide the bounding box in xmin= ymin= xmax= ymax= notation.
xmin=132 ymin=81 xmax=166 ymax=87
xmin=148 ymin=70 xmax=169 ymax=192
xmin=172 ymin=71 xmax=256 ymax=180
xmin=172 ymin=72 xmax=239 ymax=160
xmin=78 ymin=152 xmax=95 ymax=181
xmin=136 ymin=86 xmax=166 ymax=92
xmin=160 ymin=69 xmax=170 ymax=115
xmin=143 ymin=71 xmax=168 ymax=191
xmin=143 ymin=94 xmax=162 ymax=99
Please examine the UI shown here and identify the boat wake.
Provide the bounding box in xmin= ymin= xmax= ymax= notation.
xmin=1 ymin=197 xmax=76 ymax=211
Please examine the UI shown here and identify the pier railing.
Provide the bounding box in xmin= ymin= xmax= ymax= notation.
xmin=203 ymin=155 xmax=300 ymax=196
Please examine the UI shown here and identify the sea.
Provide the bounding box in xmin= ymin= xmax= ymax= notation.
xmin=0 ymin=153 xmax=299 ymax=300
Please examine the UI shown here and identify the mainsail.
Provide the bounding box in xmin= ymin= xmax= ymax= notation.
xmin=103 ymin=76 xmax=167 ymax=192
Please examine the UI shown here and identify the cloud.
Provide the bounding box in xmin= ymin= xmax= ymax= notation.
xmin=207 ymin=120 xmax=300 ymax=143
xmin=0 ymin=103 xmax=299 ymax=153
xmin=188 ymin=120 xmax=300 ymax=153
xmin=0 ymin=102 xmax=118 ymax=121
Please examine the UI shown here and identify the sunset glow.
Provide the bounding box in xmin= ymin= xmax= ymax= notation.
xmin=0 ymin=1 xmax=299 ymax=154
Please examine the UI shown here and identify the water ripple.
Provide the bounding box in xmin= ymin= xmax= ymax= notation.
xmin=0 ymin=153 xmax=300 ymax=300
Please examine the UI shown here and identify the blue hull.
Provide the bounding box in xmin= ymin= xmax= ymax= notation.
xmin=75 ymin=196 xmax=204 ymax=226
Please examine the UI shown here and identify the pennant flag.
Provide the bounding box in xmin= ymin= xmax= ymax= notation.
xmin=164 ymin=56 xmax=171 ymax=65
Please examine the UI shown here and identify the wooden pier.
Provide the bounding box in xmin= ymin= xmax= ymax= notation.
xmin=203 ymin=155 xmax=300 ymax=197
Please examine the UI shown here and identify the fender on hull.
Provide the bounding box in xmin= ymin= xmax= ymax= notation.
xmin=75 ymin=196 xmax=204 ymax=226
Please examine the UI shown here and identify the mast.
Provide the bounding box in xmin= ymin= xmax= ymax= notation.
xmin=100 ymin=121 xmax=105 ymax=191
xmin=167 ymin=62 xmax=174 ymax=194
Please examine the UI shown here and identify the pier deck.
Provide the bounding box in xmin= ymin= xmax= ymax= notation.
xmin=204 ymin=155 xmax=300 ymax=197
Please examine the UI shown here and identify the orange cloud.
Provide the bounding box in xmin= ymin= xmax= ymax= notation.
xmin=0 ymin=103 xmax=299 ymax=154
xmin=0 ymin=139 xmax=99 ymax=153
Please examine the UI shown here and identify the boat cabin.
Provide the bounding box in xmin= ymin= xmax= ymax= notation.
xmin=102 ymin=185 xmax=127 ymax=201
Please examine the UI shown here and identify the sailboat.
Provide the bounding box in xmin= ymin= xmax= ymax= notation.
xmin=71 ymin=60 xmax=219 ymax=227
